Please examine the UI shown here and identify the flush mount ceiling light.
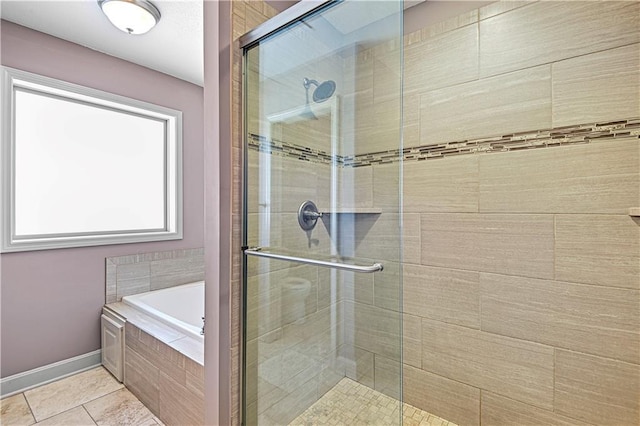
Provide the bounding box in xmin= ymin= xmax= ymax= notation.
xmin=98 ymin=0 xmax=161 ymax=35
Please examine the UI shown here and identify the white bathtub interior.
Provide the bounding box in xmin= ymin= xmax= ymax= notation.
xmin=122 ymin=281 xmax=204 ymax=341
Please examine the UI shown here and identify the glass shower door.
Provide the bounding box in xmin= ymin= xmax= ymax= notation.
xmin=242 ymin=1 xmax=403 ymax=424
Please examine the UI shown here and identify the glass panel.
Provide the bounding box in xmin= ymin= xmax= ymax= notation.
xmin=243 ymin=1 xmax=403 ymax=425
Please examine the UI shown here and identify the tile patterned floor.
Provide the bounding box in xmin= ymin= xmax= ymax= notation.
xmin=3 ymin=368 xmax=454 ymax=425
xmin=0 ymin=367 xmax=164 ymax=426
xmin=289 ymin=378 xmax=457 ymax=426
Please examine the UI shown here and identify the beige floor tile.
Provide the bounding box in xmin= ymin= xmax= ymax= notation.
xmin=83 ymin=388 xmax=155 ymax=426
xmin=34 ymin=406 xmax=96 ymax=425
xmin=24 ymin=368 xmax=123 ymax=422
xmin=0 ymin=393 xmax=35 ymax=426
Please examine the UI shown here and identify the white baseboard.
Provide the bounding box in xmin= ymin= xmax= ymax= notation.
xmin=0 ymin=350 xmax=102 ymax=398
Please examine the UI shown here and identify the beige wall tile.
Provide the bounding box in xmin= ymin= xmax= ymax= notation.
xmin=277 ymin=114 xmax=334 ymax=155
xmin=244 ymin=2 xmax=268 ymax=34
xmin=555 ymin=350 xmax=640 ymax=425
xmin=555 ymin=215 xmax=640 ymax=289
xmin=246 ymin=211 xmax=334 ymax=276
xmin=404 ymin=24 xmax=479 ymax=94
xmin=125 ymin=344 xmax=160 ymax=415
xmin=344 ymin=270 xmax=374 ymax=305
xmin=404 ymin=264 xmax=480 ymax=329
xmin=248 ymin=152 xmax=321 ymax=215
xmin=374 ymin=354 xmax=401 ymax=399
xmin=337 ymin=166 xmax=374 ymax=209
xmin=116 ymin=262 xmax=151 ymax=301
xmin=481 ymin=273 xmax=640 ymax=363
xmin=404 ymin=364 xmax=480 ymax=426
xmin=246 ymin=265 xmax=318 ymax=340
xmin=355 ymin=98 xmax=402 ymax=155
xmin=343 ymin=345 xmax=374 ymax=388
xmin=339 ymin=213 xmax=401 ymax=262
xmin=403 ymin=93 xmax=421 ymax=148
xmin=419 ymin=9 xmax=479 ymax=40
xmin=404 ymin=156 xmax=479 ymax=213
xmin=480 ymin=2 xmax=640 ymax=77
xmin=479 ymin=139 xmax=640 ymax=214
xmin=318 ymin=268 xmax=374 ymax=307
xmin=246 ymin=150 xmax=259 ymax=214
xmin=158 ymin=372 xmax=204 ymax=426
xmin=553 ymin=44 xmax=640 ymax=127
xmin=421 ymin=213 xmax=554 ymax=279
xmin=316 ymin=360 xmax=344 ymax=398
xmin=420 ymin=66 xmax=551 ymax=145
xmin=373 ymin=47 xmax=402 ymax=105
xmin=403 ymin=313 xmax=422 ymax=368
xmin=317 ymin=267 xmax=340 ymax=309
xmin=478 ymin=1 xmax=532 ymax=21
xmin=106 ymin=260 xmax=117 ymax=304
xmin=344 ymin=301 xmax=401 ymax=360
xmin=280 ymin=305 xmax=343 ymax=355
xmin=422 ymin=319 xmax=554 ymax=409
xmin=260 ymin=374 xmax=319 ymax=425
xmin=372 ymin=163 xmax=401 ymax=213
xmin=374 ymin=261 xmax=401 ymax=311
xmin=150 ymin=254 xmax=204 ymax=291
xmin=403 ymin=214 xmax=421 ymax=265
xmin=481 ymin=391 xmax=590 ymax=426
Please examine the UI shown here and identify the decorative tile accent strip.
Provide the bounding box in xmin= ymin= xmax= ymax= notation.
xmin=346 ymin=118 xmax=640 ymax=167
xmin=248 ymin=133 xmax=343 ymax=165
xmin=248 ymin=118 xmax=640 ymax=167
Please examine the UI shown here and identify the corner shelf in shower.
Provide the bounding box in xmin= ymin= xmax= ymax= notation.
xmin=629 ymin=208 xmax=640 ymax=217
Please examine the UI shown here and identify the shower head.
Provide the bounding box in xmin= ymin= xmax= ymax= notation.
xmin=303 ymin=77 xmax=336 ymax=103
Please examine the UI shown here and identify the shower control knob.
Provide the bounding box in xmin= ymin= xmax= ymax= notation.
xmin=298 ymin=200 xmax=322 ymax=231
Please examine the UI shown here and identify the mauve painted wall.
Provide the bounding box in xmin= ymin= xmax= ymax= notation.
xmin=0 ymin=20 xmax=204 ymax=377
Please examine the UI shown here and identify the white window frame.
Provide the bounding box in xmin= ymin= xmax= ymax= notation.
xmin=1 ymin=67 xmax=183 ymax=252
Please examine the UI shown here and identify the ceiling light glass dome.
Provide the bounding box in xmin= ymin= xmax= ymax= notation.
xmin=98 ymin=0 xmax=161 ymax=35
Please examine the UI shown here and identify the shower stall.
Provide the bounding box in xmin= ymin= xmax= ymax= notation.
xmin=239 ymin=0 xmax=640 ymax=425
xmin=241 ymin=1 xmax=404 ymax=424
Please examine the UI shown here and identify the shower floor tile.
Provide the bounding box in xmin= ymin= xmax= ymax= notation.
xmin=288 ymin=378 xmax=457 ymax=426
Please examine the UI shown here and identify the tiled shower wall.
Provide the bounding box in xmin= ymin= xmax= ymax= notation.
xmin=390 ymin=2 xmax=639 ymax=425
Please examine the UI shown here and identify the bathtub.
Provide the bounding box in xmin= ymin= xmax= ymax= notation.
xmin=122 ymin=281 xmax=204 ymax=341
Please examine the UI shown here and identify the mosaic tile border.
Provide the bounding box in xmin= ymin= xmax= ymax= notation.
xmin=248 ymin=118 xmax=640 ymax=167
xmin=248 ymin=133 xmax=342 ymax=165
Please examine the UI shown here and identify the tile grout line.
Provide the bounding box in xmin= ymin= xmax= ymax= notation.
xmin=20 ymin=392 xmax=37 ymax=426
xmin=79 ymin=404 xmax=99 ymax=426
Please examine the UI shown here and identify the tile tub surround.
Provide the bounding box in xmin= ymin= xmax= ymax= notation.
xmin=103 ymin=302 xmax=204 ymax=425
xmin=106 ymin=248 xmax=204 ymax=303
xmin=0 ymin=367 xmax=162 ymax=425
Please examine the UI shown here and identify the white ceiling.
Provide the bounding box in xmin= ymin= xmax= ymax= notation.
xmin=1 ymin=0 xmax=204 ymax=86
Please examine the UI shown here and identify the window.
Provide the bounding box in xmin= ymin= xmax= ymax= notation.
xmin=1 ymin=67 xmax=182 ymax=252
